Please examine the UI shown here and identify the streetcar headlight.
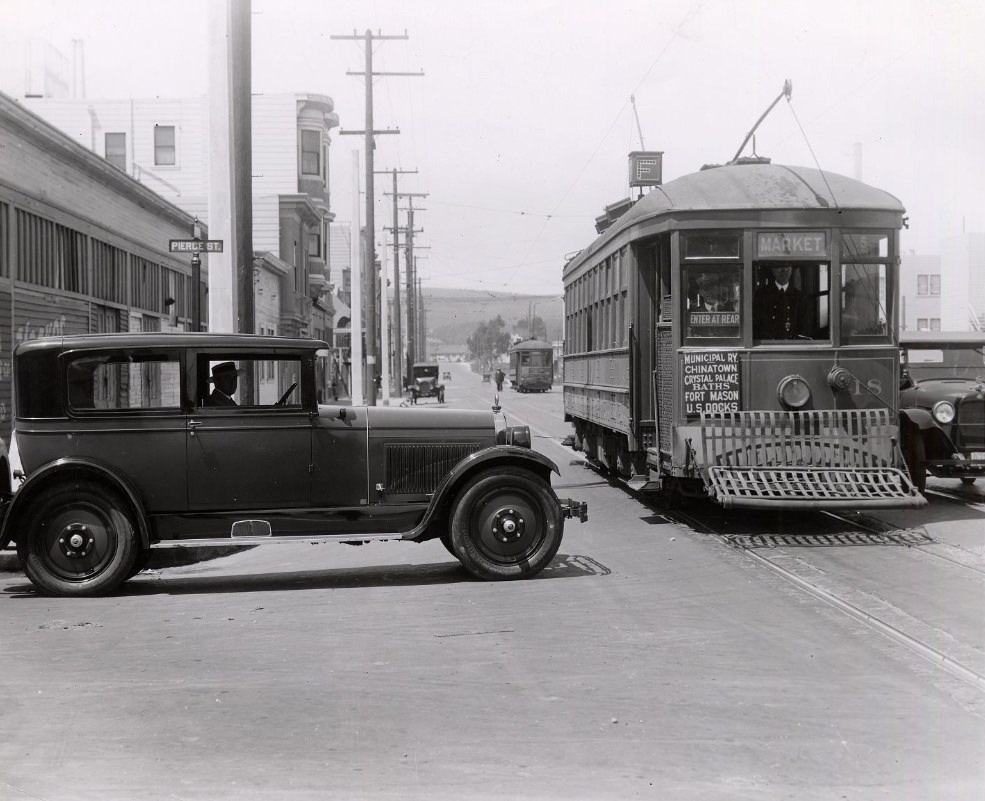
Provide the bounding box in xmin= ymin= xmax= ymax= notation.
xmin=777 ymin=375 xmax=812 ymax=409
xmin=827 ymin=366 xmax=853 ymax=391
xmin=932 ymin=400 xmax=956 ymax=424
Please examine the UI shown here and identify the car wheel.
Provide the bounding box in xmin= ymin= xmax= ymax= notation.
xmin=960 ymin=476 xmax=977 ymax=486
xmin=20 ymin=480 xmax=139 ymax=597
xmin=450 ymin=468 xmax=562 ymax=580
xmin=439 ymin=532 xmax=458 ymax=558
xmin=904 ymin=431 xmax=927 ymax=494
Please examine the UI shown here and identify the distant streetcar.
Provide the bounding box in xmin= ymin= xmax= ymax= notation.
xmin=562 ymin=158 xmax=926 ymax=509
xmin=508 ymin=339 xmax=554 ymax=393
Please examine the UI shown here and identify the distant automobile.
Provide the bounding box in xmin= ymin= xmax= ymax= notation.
xmin=0 ymin=333 xmax=587 ymax=596
xmin=899 ymin=331 xmax=985 ymax=491
xmin=442 ymin=371 xmax=452 ymax=381
xmin=410 ymin=362 xmax=445 ymax=403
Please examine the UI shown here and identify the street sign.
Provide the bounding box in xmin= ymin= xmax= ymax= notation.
xmin=169 ymin=239 xmax=224 ymax=253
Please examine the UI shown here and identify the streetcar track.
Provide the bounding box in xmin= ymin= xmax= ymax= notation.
xmin=665 ymin=504 xmax=985 ymax=696
xmin=925 ymin=486 xmax=985 ymax=511
xmin=822 ymin=509 xmax=985 ymax=578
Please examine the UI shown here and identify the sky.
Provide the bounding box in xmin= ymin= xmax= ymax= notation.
xmin=1 ymin=0 xmax=983 ymax=296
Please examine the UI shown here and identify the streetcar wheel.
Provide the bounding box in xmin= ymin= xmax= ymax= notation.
xmin=20 ymin=480 xmax=139 ymax=597
xmin=450 ymin=468 xmax=562 ymax=580
xmin=904 ymin=432 xmax=927 ymax=494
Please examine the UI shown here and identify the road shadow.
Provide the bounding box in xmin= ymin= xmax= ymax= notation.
xmin=2 ymin=552 xmax=610 ymax=598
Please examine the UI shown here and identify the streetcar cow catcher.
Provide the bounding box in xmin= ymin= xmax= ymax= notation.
xmin=562 ymin=153 xmax=926 ymax=510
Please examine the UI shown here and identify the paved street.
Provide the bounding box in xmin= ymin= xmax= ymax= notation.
xmin=2 ymin=363 xmax=983 ymax=800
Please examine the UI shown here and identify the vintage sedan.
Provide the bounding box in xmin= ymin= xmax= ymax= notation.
xmin=1 ymin=333 xmax=587 ymax=597
xmin=899 ymin=330 xmax=985 ymax=491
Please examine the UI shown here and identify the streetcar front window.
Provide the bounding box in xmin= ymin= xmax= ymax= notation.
xmin=684 ymin=266 xmax=741 ymax=340
xmin=841 ymin=263 xmax=889 ymax=342
xmin=752 ymin=262 xmax=829 ymax=342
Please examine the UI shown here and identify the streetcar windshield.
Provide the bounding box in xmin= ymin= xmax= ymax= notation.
xmin=841 ymin=263 xmax=889 ymax=342
xmin=752 ymin=262 xmax=829 ymax=341
xmin=685 ymin=265 xmax=741 ymax=340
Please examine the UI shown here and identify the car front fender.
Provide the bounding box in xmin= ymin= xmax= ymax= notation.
xmin=408 ymin=445 xmax=560 ymax=542
xmin=899 ymin=408 xmax=958 ymax=459
xmin=0 ymin=457 xmax=152 ymax=549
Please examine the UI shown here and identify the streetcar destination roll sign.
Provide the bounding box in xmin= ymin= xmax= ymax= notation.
xmin=682 ymin=351 xmax=741 ymax=415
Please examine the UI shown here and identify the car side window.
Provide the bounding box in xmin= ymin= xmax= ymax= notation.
xmin=66 ymin=352 xmax=182 ymax=412
xmin=195 ymin=355 xmax=303 ymax=410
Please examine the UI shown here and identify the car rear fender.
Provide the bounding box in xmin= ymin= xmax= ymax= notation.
xmin=1 ymin=457 xmax=151 ymax=549
xmin=411 ymin=446 xmax=559 ymax=541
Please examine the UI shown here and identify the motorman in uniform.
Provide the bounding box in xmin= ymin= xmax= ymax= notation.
xmin=753 ymin=263 xmax=810 ymax=339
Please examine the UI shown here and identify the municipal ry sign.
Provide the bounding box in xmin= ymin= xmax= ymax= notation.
xmin=169 ymin=239 xmax=224 ymax=253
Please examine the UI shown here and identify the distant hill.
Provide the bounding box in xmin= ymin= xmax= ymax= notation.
xmin=417 ymin=288 xmax=564 ymax=348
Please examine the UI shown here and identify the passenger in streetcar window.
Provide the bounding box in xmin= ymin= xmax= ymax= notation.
xmin=206 ymin=361 xmax=242 ymax=406
xmin=754 ymin=263 xmax=810 ymax=339
xmin=691 ymin=270 xmax=736 ymax=311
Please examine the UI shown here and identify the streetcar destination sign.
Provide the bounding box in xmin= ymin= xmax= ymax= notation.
xmin=169 ymin=239 xmax=224 ymax=253
xmin=755 ymin=231 xmax=827 ymax=259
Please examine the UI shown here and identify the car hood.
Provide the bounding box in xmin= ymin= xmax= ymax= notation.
xmin=365 ymin=404 xmax=493 ymax=432
xmin=902 ymin=380 xmax=985 ymax=404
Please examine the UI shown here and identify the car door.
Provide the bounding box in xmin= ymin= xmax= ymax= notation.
xmin=186 ymin=353 xmax=312 ymax=511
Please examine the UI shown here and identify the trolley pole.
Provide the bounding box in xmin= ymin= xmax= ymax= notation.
xmin=333 ymin=29 xmax=422 ymax=405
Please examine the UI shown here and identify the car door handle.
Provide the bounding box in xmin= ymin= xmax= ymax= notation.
xmin=188 ymin=419 xmax=204 ymax=428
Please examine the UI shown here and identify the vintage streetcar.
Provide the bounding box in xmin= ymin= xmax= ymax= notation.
xmin=508 ymin=338 xmax=555 ymax=393
xmin=562 ymin=157 xmax=926 ymax=510
xmin=0 ymin=333 xmax=587 ymax=597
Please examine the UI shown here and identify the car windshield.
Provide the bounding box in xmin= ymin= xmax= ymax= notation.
xmin=902 ymin=343 xmax=985 ymax=381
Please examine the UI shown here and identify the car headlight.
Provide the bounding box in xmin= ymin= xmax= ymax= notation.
xmin=777 ymin=374 xmax=811 ymax=409
xmin=497 ymin=425 xmax=531 ymax=448
xmin=932 ymin=400 xmax=956 ymax=424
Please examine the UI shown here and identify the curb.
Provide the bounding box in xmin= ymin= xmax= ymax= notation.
xmin=0 ymin=544 xmax=256 ymax=575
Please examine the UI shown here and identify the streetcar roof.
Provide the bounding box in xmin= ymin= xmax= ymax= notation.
xmin=509 ymin=339 xmax=554 ymax=351
xmin=565 ymin=162 xmax=905 ymax=273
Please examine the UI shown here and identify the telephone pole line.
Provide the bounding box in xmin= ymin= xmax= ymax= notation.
xmin=400 ymin=194 xmax=427 ymax=379
xmin=379 ymin=168 xmax=418 ymax=392
xmin=333 ymin=29 xmax=423 ymax=404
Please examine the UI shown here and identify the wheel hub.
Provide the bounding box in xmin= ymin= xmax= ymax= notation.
xmin=59 ymin=523 xmax=95 ymax=559
xmin=491 ymin=508 xmax=525 ymax=543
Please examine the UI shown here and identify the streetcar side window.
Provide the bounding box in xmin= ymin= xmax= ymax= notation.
xmin=752 ymin=262 xmax=829 ymax=341
xmin=684 ymin=265 xmax=741 ymax=341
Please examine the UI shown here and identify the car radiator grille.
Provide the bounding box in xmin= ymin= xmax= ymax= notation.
xmin=385 ymin=443 xmax=482 ymax=494
xmin=958 ymin=398 xmax=985 ymax=448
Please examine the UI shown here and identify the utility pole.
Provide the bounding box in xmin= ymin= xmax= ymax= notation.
xmin=401 ymin=196 xmax=428 ymax=379
xmin=333 ymin=29 xmax=422 ymax=405
xmin=379 ymin=168 xmax=417 ymax=392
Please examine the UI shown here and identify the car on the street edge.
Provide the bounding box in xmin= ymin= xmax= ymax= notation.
xmin=0 ymin=333 xmax=587 ymax=596
xmin=899 ymin=330 xmax=985 ymax=491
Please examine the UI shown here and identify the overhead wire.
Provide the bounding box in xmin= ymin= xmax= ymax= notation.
xmin=497 ymin=0 xmax=703 ymax=289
